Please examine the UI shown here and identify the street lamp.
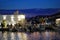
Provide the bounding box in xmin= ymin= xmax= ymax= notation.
xmin=3 ymin=15 xmax=7 ymax=20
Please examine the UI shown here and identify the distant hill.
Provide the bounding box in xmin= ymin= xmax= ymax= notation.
xmin=0 ymin=8 xmax=60 ymax=17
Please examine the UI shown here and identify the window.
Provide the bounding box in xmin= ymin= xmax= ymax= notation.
xmin=56 ymin=18 xmax=60 ymax=26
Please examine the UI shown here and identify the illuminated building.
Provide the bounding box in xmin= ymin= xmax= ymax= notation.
xmin=0 ymin=11 xmax=25 ymax=28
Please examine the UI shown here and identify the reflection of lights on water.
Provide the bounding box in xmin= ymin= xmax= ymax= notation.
xmin=22 ymin=33 xmax=27 ymax=40
xmin=11 ymin=33 xmax=15 ymax=40
xmin=3 ymin=32 xmax=7 ymax=40
xmin=17 ymin=33 xmax=22 ymax=40
xmin=45 ymin=31 xmax=49 ymax=36
xmin=45 ymin=31 xmax=50 ymax=40
xmin=3 ymin=15 xmax=7 ymax=20
xmin=31 ymin=32 xmax=40 ymax=40
xmin=17 ymin=33 xmax=27 ymax=40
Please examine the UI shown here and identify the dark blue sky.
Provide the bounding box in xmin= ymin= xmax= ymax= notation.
xmin=0 ymin=0 xmax=60 ymax=9
xmin=0 ymin=0 xmax=60 ymax=17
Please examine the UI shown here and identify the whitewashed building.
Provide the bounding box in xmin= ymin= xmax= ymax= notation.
xmin=0 ymin=11 xmax=25 ymax=26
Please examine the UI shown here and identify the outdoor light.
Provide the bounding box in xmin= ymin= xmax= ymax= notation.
xmin=11 ymin=15 xmax=14 ymax=18
xmin=11 ymin=15 xmax=14 ymax=21
xmin=20 ymin=15 xmax=25 ymax=19
xmin=12 ymin=23 xmax=14 ymax=26
xmin=56 ymin=18 xmax=60 ymax=20
xmin=11 ymin=15 xmax=15 ymax=26
xmin=56 ymin=18 xmax=60 ymax=23
xmin=18 ymin=15 xmax=21 ymax=21
xmin=56 ymin=18 xmax=60 ymax=26
xmin=3 ymin=15 xmax=7 ymax=20
xmin=9 ymin=22 xmax=11 ymax=25
xmin=18 ymin=15 xmax=25 ymax=21
xmin=11 ymin=21 xmax=15 ymax=26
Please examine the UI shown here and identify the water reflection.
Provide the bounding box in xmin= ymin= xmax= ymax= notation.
xmin=17 ymin=32 xmax=27 ymax=40
xmin=0 ymin=31 xmax=60 ymax=40
xmin=2 ymin=32 xmax=8 ymax=40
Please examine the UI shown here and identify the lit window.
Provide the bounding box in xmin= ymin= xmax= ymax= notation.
xmin=20 ymin=15 xmax=25 ymax=19
xmin=18 ymin=15 xmax=25 ymax=21
xmin=11 ymin=15 xmax=14 ymax=21
xmin=56 ymin=18 xmax=60 ymax=26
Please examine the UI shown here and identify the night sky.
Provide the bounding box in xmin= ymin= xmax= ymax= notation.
xmin=0 ymin=0 xmax=60 ymax=9
xmin=0 ymin=0 xmax=60 ymax=17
